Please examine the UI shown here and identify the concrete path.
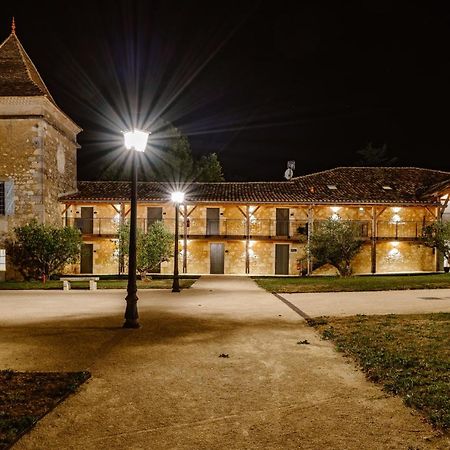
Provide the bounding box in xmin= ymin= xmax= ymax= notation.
xmin=283 ymin=288 xmax=450 ymax=318
xmin=0 ymin=277 xmax=447 ymax=449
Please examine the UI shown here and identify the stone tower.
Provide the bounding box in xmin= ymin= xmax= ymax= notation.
xmin=0 ymin=21 xmax=82 ymax=280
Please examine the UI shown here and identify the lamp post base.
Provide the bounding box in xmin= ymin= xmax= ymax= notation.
xmin=123 ymin=319 xmax=141 ymax=329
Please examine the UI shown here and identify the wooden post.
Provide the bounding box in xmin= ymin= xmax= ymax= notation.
xmin=307 ymin=206 xmax=314 ymax=275
xmin=245 ymin=205 xmax=250 ymax=274
xmin=371 ymin=205 xmax=377 ymax=274
xmin=183 ymin=204 xmax=188 ymax=273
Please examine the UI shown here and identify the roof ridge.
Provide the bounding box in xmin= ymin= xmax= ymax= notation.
xmin=0 ymin=32 xmax=56 ymax=104
xmin=292 ymin=166 xmax=450 ymax=180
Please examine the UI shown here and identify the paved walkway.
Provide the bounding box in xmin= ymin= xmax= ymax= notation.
xmin=0 ymin=277 xmax=447 ymax=449
xmin=283 ymin=288 xmax=450 ymax=318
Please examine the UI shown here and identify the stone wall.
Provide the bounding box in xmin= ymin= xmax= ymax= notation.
xmin=0 ymin=97 xmax=80 ymax=279
xmin=59 ymin=201 xmax=440 ymax=276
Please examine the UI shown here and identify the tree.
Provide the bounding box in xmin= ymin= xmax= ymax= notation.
xmin=197 ymin=153 xmax=225 ymax=182
xmin=119 ymin=221 xmax=173 ymax=279
xmin=6 ymin=220 xmax=82 ymax=281
xmin=100 ymin=124 xmax=225 ymax=182
xmin=309 ymin=218 xmax=364 ymax=276
xmin=356 ymin=142 xmax=398 ymax=166
xmin=422 ymin=221 xmax=450 ymax=262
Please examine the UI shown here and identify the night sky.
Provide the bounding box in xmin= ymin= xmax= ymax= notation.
xmin=3 ymin=1 xmax=450 ymax=181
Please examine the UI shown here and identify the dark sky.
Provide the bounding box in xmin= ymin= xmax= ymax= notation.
xmin=3 ymin=1 xmax=450 ymax=180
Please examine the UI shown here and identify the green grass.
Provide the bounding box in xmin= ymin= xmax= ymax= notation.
xmin=0 ymin=370 xmax=90 ymax=449
xmin=311 ymin=313 xmax=450 ymax=431
xmin=0 ymin=278 xmax=197 ymax=290
xmin=254 ymin=273 xmax=450 ymax=293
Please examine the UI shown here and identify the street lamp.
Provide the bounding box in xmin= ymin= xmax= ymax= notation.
xmin=123 ymin=129 xmax=149 ymax=328
xmin=171 ymin=191 xmax=185 ymax=292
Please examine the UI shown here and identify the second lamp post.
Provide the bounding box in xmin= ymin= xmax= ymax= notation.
xmin=171 ymin=191 xmax=185 ymax=292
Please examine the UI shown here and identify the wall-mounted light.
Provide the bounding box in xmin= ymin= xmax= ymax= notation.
xmin=391 ymin=214 xmax=401 ymax=223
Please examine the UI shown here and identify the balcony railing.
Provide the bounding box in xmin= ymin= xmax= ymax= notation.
xmin=64 ymin=217 xmax=434 ymax=240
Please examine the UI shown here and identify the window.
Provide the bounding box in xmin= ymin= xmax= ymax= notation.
xmin=0 ymin=249 xmax=5 ymax=271
xmin=382 ymin=186 xmax=392 ymax=190
xmin=327 ymin=184 xmax=337 ymax=190
xmin=0 ymin=182 xmax=4 ymax=215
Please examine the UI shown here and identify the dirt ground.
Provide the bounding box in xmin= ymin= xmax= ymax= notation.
xmin=0 ymin=277 xmax=448 ymax=449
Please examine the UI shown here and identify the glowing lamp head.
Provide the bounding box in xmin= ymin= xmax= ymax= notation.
xmin=171 ymin=191 xmax=185 ymax=204
xmin=123 ymin=129 xmax=150 ymax=152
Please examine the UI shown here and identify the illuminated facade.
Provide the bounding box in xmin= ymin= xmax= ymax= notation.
xmin=59 ymin=170 xmax=450 ymax=276
xmin=1 ymin=27 xmax=450 ymax=279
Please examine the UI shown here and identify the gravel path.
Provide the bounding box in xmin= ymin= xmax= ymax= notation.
xmin=0 ymin=277 xmax=446 ymax=449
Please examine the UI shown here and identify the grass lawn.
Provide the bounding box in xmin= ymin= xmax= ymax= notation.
xmin=254 ymin=273 xmax=450 ymax=293
xmin=0 ymin=278 xmax=197 ymax=290
xmin=0 ymin=370 xmax=90 ymax=449
xmin=311 ymin=313 xmax=450 ymax=432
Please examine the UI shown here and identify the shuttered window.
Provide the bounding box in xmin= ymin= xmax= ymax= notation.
xmin=0 ymin=182 xmax=4 ymax=215
xmin=0 ymin=249 xmax=5 ymax=271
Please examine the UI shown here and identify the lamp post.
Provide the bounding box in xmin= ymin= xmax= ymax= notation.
xmin=123 ymin=129 xmax=149 ymax=328
xmin=171 ymin=191 xmax=185 ymax=293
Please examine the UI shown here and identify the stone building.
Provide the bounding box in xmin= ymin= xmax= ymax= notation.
xmin=60 ymin=167 xmax=450 ymax=276
xmin=0 ymin=25 xmax=81 ymax=280
xmin=1 ymin=25 xmax=450 ymax=279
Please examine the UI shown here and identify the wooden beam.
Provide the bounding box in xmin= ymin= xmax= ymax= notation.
xmin=425 ymin=206 xmax=437 ymax=219
xmin=183 ymin=204 xmax=188 ymax=273
xmin=61 ymin=203 xmax=71 ymax=216
xmin=371 ymin=205 xmax=377 ymax=274
xmin=375 ymin=207 xmax=386 ymax=219
xmin=110 ymin=203 xmax=121 ymax=214
xmin=186 ymin=205 xmax=197 ymax=217
xmin=245 ymin=205 xmax=250 ymax=274
xmin=237 ymin=206 xmax=247 ymax=218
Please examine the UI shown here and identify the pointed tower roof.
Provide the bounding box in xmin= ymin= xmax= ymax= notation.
xmin=0 ymin=23 xmax=56 ymax=104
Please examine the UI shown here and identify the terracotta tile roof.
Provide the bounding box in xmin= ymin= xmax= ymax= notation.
xmin=0 ymin=32 xmax=56 ymax=103
xmin=60 ymin=167 xmax=450 ymax=205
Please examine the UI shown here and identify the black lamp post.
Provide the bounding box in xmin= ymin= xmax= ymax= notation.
xmin=123 ymin=129 xmax=149 ymax=328
xmin=171 ymin=191 xmax=185 ymax=292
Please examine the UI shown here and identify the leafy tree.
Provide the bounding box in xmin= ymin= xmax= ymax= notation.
xmin=6 ymin=220 xmax=82 ymax=281
xmin=309 ymin=218 xmax=364 ymax=276
xmin=197 ymin=153 xmax=225 ymax=182
xmin=422 ymin=221 xmax=450 ymax=262
xmin=356 ymin=142 xmax=398 ymax=166
xmin=119 ymin=221 xmax=173 ymax=279
xmin=100 ymin=125 xmax=225 ymax=182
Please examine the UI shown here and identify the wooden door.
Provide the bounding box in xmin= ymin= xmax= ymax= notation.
xmin=275 ymin=244 xmax=289 ymax=275
xmin=276 ymin=208 xmax=289 ymax=236
xmin=80 ymin=244 xmax=94 ymax=274
xmin=206 ymin=208 xmax=220 ymax=235
xmin=77 ymin=207 xmax=94 ymax=234
xmin=210 ymin=243 xmax=224 ymax=274
xmin=147 ymin=207 xmax=163 ymax=229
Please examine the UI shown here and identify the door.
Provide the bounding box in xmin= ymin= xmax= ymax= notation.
xmin=147 ymin=207 xmax=163 ymax=229
xmin=210 ymin=243 xmax=224 ymax=274
xmin=275 ymin=244 xmax=289 ymax=275
xmin=80 ymin=243 xmax=94 ymax=274
xmin=76 ymin=207 xmax=94 ymax=234
xmin=206 ymin=208 xmax=220 ymax=235
xmin=276 ymin=208 xmax=289 ymax=236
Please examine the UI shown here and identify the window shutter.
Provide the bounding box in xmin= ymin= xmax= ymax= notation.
xmin=5 ymin=180 xmax=14 ymax=215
